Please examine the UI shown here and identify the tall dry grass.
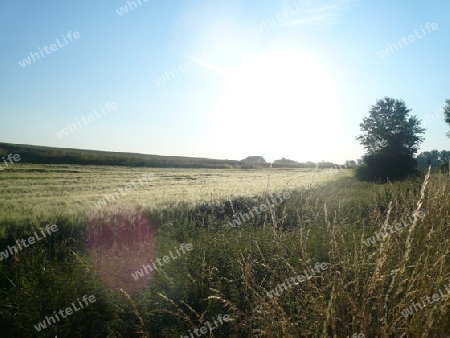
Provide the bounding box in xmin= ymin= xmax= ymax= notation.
xmin=152 ymin=171 xmax=450 ymax=337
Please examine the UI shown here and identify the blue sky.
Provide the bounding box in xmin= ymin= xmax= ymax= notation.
xmin=0 ymin=0 xmax=449 ymax=164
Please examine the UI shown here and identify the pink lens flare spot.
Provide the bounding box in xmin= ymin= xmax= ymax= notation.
xmin=87 ymin=206 xmax=156 ymax=292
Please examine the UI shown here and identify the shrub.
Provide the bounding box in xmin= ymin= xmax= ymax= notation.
xmin=355 ymin=164 xmax=373 ymax=181
xmin=359 ymin=152 xmax=419 ymax=182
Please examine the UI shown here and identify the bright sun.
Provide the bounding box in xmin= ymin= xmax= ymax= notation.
xmin=210 ymin=49 xmax=341 ymax=162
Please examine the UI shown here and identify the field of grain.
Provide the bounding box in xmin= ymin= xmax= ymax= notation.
xmin=0 ymin=164 xmax=348 ymax=220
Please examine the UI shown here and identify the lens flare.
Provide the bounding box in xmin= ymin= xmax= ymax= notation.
xmin=87 ymin=206 xmax=156 ymax=292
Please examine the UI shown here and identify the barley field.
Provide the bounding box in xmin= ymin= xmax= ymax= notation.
xmin=0 ymin=164 xmax=347 ymax=220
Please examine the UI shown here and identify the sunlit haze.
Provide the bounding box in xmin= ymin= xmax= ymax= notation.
xmin=1 ymin=0 xmax=449 ymax=163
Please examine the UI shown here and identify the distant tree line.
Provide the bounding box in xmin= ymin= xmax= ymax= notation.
xmin=0 ymin=144 xmax=324 ymax=170
xmin=416 ymin=150 xmax=450 ymax=171
xmin=241 ymin=156 xmax=318 ymax=169
xmin=0 ymin=143 xmax=241 ymax=169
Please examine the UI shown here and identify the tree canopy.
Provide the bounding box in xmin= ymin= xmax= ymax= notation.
xmin=356 ymin=97 xmax=425 ymax=157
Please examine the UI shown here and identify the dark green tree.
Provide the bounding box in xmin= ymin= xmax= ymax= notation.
xmin=444 ymin=99 xmax=450 ymax=138
xmin=355 ymin=97 xmax=425 ymax=181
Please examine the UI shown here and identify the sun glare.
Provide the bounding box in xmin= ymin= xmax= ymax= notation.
xmin=210 ymin=49 xmax=341 ymax=162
